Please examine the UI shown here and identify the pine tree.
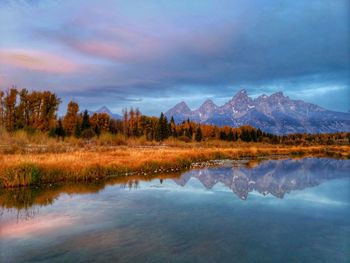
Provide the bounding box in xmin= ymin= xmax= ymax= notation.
xmin=195 ymin=126 xmax=203 ymax=142
xmin=227 ymin=129 xmax=234 ymax=141
xmin=74 ymin=121 xmax=81 ymax=138
xmin=94 ymin=125 xmax=101 ymax=137
xmin=251 ymin=129 xmax=257 ymax=142
xmin=55 ymin=119 xmax=66 ymax=140
xmin=221 ymin=131 xmax=226 ymax=140
xmin=81 ymin=110 xmax=90 ymax=130
xmin=170 ymin=116 xmax=177 ymax=137
xmin=185 ymin=128 xmax=192 ymax=139
xmin=155 ymin=112 xmax=169 ymax=141
xmin=234 ymin=131 xmax=238 ymax=141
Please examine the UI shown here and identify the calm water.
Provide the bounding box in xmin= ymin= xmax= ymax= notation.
xmin=0 ymin=158 xmax=349 ymax=263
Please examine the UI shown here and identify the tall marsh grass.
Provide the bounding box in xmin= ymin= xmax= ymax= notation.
xmin=1 ymin=144 xmax=349 ymax=188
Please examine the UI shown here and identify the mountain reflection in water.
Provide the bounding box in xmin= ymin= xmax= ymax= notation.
xmin=175 ymin=158 xmax=350 ymax=199
xmin=0 ymin=158 xmax=348 ymax=215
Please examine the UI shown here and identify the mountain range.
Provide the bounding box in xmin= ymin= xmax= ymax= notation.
xmin=165 ymin=89 xmax=350 ymax=134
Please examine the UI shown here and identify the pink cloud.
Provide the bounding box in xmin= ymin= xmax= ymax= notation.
xmin=74 ymin=40 xmax=129 ymax=60
xmin=69 ymin=27 xmax=166 ymax=62
xmin=64 ymin=23 xmax=235 ymax=64
xmin=0 ymin=48 xmax=81 ymax=74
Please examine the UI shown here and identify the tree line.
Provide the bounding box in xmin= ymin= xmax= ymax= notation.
xmin=0 ymin=87 xmax=60 ymax=132
xmin=0 ymin=87 xmax=349 ymax=145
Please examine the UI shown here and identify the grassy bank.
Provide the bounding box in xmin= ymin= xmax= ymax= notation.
xmin=0 ymin=143 xmax=349 ymax=188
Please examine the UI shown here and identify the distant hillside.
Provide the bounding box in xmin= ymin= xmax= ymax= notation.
xmin=165 ymin=89 xmax=350 ymax=134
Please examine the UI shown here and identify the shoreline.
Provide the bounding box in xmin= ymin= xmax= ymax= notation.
xmin=0 ymin=144 xmax=349 ymax=189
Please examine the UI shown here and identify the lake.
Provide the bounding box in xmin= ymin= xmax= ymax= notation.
xmin=0 ymin=158 xmax=349 ymax=263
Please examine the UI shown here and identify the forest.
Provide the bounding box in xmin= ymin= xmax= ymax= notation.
xmin=0 ymin=87 xmax=349 ymax=145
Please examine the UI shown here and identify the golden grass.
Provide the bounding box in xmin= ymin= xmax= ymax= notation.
xmin=0 ymin=143 xmax=349 ymax=188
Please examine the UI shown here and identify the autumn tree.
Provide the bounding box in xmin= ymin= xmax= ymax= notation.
xmin=63 ymin=101 xmax=80 ymax=136
xmin=0 ymin=90 xmax=5 ymax=127
xmin=122 ymin=108 xmax=129 ymax=137
xmin=90 ymin=112 xmax=110 ymax=133
xmin=129 ymin=107 xmax=135 ymax=136
xmin=4 ymin=88 xmax=18 ymax=132
xmin=14 ymin=89 xmax=27 ymax=129
xmin=133 ymin=108 xmax=141 ymax=136
xmin=39 ymin=91 xmax=61 ymax=131
xmin=139 ymin=115 xmax=157 ymax=140
xmin=50 ymin=118 xmax=66 ymax=140
xmin=27 ymin=91 xmax=41 ymax=129
xmin=169 ymin=116 xmax=177 ymax=137
xmin=78 ymin=110 xmax=96 ymax=139
xmin=109 ymin=119 xmax=123 ymax=134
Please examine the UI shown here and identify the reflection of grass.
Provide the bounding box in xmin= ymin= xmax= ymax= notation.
xmin=0 ymin=144 xmax=349 ymax=188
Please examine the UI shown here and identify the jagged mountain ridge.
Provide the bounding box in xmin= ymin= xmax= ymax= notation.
xmin=165 ymin=89 xmax=350 ymax=134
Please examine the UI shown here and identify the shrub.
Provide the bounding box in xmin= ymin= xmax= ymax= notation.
xmin=81 ymin=128 xmax=95 ymax=139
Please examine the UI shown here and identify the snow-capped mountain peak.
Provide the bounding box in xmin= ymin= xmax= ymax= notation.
xmin=165 ymin=90 xmax=350 ymax=134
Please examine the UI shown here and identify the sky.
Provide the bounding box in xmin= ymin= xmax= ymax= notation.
xmin=0 ymin=0 xmax=349 ymax=115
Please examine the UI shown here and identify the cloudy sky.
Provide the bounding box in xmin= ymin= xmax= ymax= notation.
xmin=0 ymin=0 xmax=349 ymax=115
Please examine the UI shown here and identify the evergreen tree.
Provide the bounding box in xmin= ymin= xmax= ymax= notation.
xmin=195 ymin=126 xmax=203 ymax=142
xmin=155 ymin=112 xmax=169 ymax=141
xmin=55 ymin=119 xmax=66 ymax=140
xmin=220 ymin=131 xmax=227 ymax=140
xmin=185 ymin=128 xmax=192 ymax=139
xmin=81 ymin=110 xmax=91 ymax=130
xmin=227 ymin=129 xmax=234 ymax=141
xmin=188 ymin=126 xmax=193 ymax=138
xmin=170 ymin=116 xmax=177 ymax=137
xmin=74 ymin=121 xmax=81 ymax=138
xmin=94 ymin=125 xmax=101 ymax=137
xmin=234 ymin=131 xmax=238 ymax=141
xmin=251 ymin=129 xmax=257 ymax=142
xmin=240 ymin=129 xmax=252 ymax=142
